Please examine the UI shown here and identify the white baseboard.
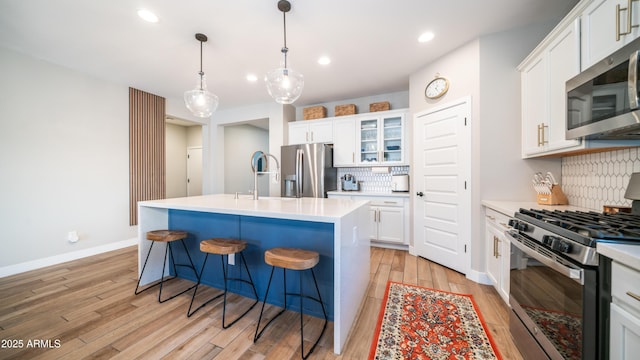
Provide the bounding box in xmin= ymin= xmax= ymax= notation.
xmin=466 ymin=269 xmax=492 ymax=285
xmin=0 ymin=238 xmax=138 ymax=278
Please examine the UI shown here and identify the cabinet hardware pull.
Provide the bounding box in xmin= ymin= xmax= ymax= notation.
xmin=373 ymin=210 xmax=377 ymax=222
xmin=617 ymin=0 xmax=639 ymax=41
xmin=627 ymin=291 xmax=640 ymax=302
xmin=493 ymin=236 xmax=498 ymax=257
xmin=486 ymin=215 xmax=495 ymax=220
xmin=383 ymin=201 xmax=396 ymax=204
xmin=378 ymin=210 xmax=381 ymax=222
xmin=306 ymin=132 xmax=309 ymax=142
xmin=311 ymin=131 xmax=314 ymax=142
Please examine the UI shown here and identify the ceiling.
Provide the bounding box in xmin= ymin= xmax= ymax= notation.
xmin=0 ymin=0 xmax=579 ymax=113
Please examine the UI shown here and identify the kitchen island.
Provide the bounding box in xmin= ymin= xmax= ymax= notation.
xmin=137 ymin=194 xmax=370 ymax=354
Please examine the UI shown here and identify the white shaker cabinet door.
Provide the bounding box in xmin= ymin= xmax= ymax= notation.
xmin=333 ymin=118 xmax=357 ymax=166
xmin=582 ymin=0 xmax=640 ymax=69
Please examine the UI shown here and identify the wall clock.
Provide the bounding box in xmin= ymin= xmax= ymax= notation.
xmin=425 ymin=75 xmax=449 ymax=99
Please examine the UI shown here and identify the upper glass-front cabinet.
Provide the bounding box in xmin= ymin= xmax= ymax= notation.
xmin=357 ymin=111 xmax=405 ymax=165
xmin=359 ymin=118 xmax=379 ymax=163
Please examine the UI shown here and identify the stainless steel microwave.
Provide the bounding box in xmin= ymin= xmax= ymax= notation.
xmin=566 ymin=36 xmax=640 ymax=139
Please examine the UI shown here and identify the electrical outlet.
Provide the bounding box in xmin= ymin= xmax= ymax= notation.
xmin=228 ymin=253 xmax=235 ymax=265
xmin=67 ymin=231 xmax=79 ymax=243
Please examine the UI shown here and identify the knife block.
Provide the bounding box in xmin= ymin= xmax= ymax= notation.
xmin=536 ymin=184 xmax=568 ymax=205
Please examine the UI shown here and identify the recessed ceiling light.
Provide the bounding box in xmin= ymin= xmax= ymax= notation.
xmin=318 ymin=56 xmax=331 ymax=65
xmin=137 ymin=9 xmax=159 ymax=23
xmin=246 ymin=73 xmax=258 ymax=82
xmin=418 ymin=32 xmax=435 ymax=43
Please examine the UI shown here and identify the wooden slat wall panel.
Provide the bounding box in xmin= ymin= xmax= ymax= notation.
xmin=129 ymin=88 xmax=166 ymax=225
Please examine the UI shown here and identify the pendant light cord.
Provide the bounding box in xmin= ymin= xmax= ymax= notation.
xmin=281 ymin=9 xmax=288 ymax=69
xmin=199 ymin=39 xmax=204 ymax=90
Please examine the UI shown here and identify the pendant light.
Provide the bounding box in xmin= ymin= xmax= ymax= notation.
xmin=184 ymin=33 xmax=219 ymax=118
xmin=265 ymin=0 xmax=304 ymax=104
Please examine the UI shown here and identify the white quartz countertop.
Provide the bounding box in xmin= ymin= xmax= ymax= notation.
xmin=598 ymin=243 xmax=640 ymax=270
xmin=481 ymin=200 xmax=591 ymax=217
xmin=327 ymin=190 xmax=410 ymax=198
xmin=138 ymin=194 xmax=369 ymax=223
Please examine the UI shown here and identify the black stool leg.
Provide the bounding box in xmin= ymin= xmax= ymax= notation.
xmin=221 ymin=253 xmax=259 ymax=329
xmin=188 ymin=251 xmax=259 ymax=323
xmin=254 ymin=266 xmax=287 ymax=342
xmin=134 ymin=241 xmax=156 ymax=295
xmin=158 ymin=240 xmax=199 ymax=303
xmin=187 ymin=253 xmax=218 ymax=317
xmin=300 ymin=267 xmax=328 ymax=359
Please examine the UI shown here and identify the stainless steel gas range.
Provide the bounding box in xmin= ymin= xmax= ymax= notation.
xmin=506 ymin=208 xmax=640 ymax=360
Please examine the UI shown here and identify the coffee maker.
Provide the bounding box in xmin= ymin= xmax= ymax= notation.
xmin=341 ymin=174 xmax=360 ymax=191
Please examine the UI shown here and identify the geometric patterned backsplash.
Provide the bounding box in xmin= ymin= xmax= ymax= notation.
xmin=337 ymin=166 xmax=410 ymax=193
xmin=561 ymin=147 xmax=640 ymax=211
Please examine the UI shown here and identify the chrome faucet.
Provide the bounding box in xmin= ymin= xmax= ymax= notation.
xmin=251 ymin=151 xmax=280 ymax=200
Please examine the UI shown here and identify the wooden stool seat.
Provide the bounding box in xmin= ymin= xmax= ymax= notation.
xmin=200 ymin=238 xmax=247 ymax=255
xmin=146 ymin=230 xmax=188 ymax=242
xmin=264 ymin=248 xmax=319 ymax=270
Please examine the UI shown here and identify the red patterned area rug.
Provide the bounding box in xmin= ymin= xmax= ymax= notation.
xmin=369 ymin=281 xmax=502 ymax=360
xmin=520 ymin=305 xmax=581 ymax=360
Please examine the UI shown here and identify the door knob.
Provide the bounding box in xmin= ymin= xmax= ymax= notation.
xmin=416 ymin=191 xmax=424 ymax=197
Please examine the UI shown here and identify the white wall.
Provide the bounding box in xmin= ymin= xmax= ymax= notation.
xmin=207 ymin=103 xmax=292 ymax=196
xmin=0 ymin=47 xmax=137 ymax=268
xmin=224 ymin=125 xmax=269 ymax=195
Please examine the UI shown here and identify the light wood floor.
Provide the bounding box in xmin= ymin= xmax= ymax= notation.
xmin=0 ymin=246 xmax=523 ymax=359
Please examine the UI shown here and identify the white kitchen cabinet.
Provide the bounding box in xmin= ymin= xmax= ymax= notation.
xmin=484 ymin=207 xmax=512 ymax=304
xmin=333 ymin=117 xmax=357 ymax=166
xmin=520 ymin=18 xmax=582 ymax=158
xmin=581 ymin=0 xmax=640 ymax=69
xmin=288 ymin=119 xmax=333 ymax=145
xmin=610 ymin=261 xmax=640 ymax=360
xmin=357 ymin=110 xmax=406 ymax=165
xmin=370 ymin=200 xmax=404 ymax=244
xmin=328 ymin=192 xmax=409 ymax=249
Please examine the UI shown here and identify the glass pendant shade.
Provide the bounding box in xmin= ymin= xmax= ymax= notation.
xmin=184 ymin=74 xmax=219 ymax=118
xmin=265 ymin=67 xmax=304 ymax=104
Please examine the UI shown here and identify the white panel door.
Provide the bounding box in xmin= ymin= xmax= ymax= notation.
xmin=413 ymin=99 xmax=470 ymax=274
xmin=187 ymin=147 xmax=202 ymax=196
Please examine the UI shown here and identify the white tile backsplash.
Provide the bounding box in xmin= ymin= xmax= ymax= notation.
xmin=337 ymin=166 xmax=409 ymax=192
xmin=561 ymin=148 xmax=640 ymax=211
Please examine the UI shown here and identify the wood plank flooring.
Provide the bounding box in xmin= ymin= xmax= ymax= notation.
xmin=0 ymin=246 xmax=523 ymax=359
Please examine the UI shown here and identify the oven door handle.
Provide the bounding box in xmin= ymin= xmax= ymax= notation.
xmin=506 ymin=231 xmax=584 ymax=285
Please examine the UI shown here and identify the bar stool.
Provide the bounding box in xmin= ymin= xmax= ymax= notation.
xmin=187 ymin=238 xmax=258 ymax=329
xmin=253 ymin=247 xmax=328 ymax=359
xmin=134 ymin=230 xmax=200 ymax=303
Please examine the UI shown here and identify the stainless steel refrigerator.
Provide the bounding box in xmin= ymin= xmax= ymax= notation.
xmin=281 ymin=143 xmax=337 ymax=198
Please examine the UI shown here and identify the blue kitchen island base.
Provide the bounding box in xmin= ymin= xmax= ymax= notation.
xmin=168 ymin=209 xmax=335 ymax=320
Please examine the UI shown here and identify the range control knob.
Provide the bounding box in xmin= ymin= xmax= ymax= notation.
xmin=542 ymin=235 xmax=556 ymax=247
xmin=553 ymin=240 xmax=572 ymax=253
xmin=542 ymin=235 xmax=572 ymax=253
xmin=516 ymin=222 xmax=528 ymax=232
